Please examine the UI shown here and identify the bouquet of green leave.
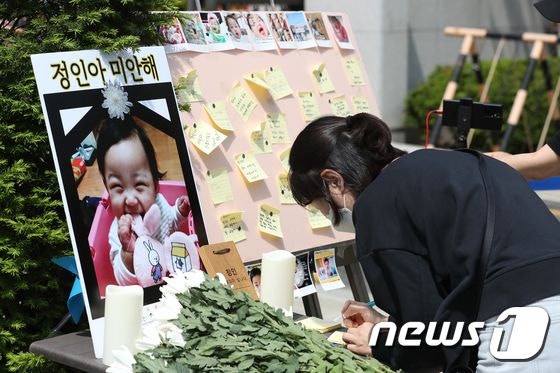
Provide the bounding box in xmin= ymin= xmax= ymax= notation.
xmin=107 ymin=270 xmax=399 ymax=372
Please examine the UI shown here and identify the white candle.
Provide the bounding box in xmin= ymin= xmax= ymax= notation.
xmin=260 ymin=250 xmax=296 ymax=316
xmin=102 ymin=285 xmax=143 ymax=365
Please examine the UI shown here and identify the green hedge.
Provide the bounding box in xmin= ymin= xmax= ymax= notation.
xmin=404 ymin=57 xmax=560 ymax=153
xmin=0 ymin=1 xmax=180 ymax=372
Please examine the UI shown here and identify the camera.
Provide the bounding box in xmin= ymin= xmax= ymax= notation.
xmin=442 ymin=98 xmax=503 ymax=148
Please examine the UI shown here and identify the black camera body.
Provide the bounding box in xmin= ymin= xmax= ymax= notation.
xmin=442 ymin=98 xmax=503 ymax=148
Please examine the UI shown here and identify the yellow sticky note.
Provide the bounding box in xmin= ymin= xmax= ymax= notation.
xmin=343 ymin=56 xmax=366 ymax=86
xmin=352 ymin=96 xmax=371 ymax=113
xmin=220 ymin=212 xmax=246 ymax=243
xmin=264 ymin=66 xmax=293 ymax=100
xmin=312 ymin=64 xmax=335 ymax=94
xmin=250 ymin=124 xmax=272 ymax=154
xmin=234 ymin=151 xmax=268 ymax=183
xmin=327 ymin=331 xmax=347 ymax=345
xmin=205 ymin=167 xmax=233 ymax=205
xmin=329 ymin=96 xmax=351 ymax=117
xmin=278 ymin=173 xmax=296 ymax=204
xmin=244 ymin=71 xmax=269 ymax=90
xmin=187 ymin=121 xmax=227 ymax=155
xmin=258 ymin=204 xmax=283 ymax=238
xmin=265 ymin=112 xmax=290 ymax=144
xmin=297 ymin=91 xmax=321 ymax=122
xmin=175 ymin=70 xmax=204 ymax=103
xmin=229 ymin=81 xmax=257 ymax=122
xmin=306 ymin=205 xmax=332 ymax=229
xmin=297 ymin=317 xmax=341 ymax=333
xmin=279 ymin=147 xmax=291 ymax=172
xmin=204 ymin=101 xmax=234 ymax=131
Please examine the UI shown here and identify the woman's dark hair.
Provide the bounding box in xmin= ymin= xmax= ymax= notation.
xmin=289 ymin=113 xmax=406 ymax=225
xmin=96 ymin=116 xmax=166 ymax=188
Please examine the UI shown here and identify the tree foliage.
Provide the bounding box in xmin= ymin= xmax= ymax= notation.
xmin=0 ymin=1 xmax=180 ymax=371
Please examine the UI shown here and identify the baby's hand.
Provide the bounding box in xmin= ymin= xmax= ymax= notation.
xmin=177 ymin=195 xmax=191 ymax=217
xmin=117 ymin=214 xmax=135 ymax=252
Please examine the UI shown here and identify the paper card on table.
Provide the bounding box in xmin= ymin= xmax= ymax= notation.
xmin=228 ymin=81 xmax=257 ymax=122
xmin=297 ymin=317 xmax=341 ymax=333
xmin=244 ymin=71 xmax=269 ymax=90
xmin=314 ymin=248 xmax=345 ymax=291
xmin=264 ymin=66 xmax=293 ymax=100
xmin=204 ymin=101 xmax=234 ymax=131
xmin=205 ymin=167 xmax=234 ymax=205
xmin=265 ymin=112 xmax=290 ymax=144
xmin=294 ymin=252 xmax=317 ymax=298
xmin=343 ymin=56 xmax=366 ymax=86
xmin=306 ymin=205 xmax=332 ymax=229
xmin=297 ymin=91 xmax=321 ymax=122
xmin=187 ymin=121 xmax=227 ymax=155
xmin=234 ymin=151 xmax=268 ymax=182
xmin=220 ymin=212 xmax=246 ymax=243
xmin=312 ymin=64 xmax=335 ymax=94
xmin=279 ymin=147 xmax=291 ymax=172
xmin=327 ymin=331 xmax=347 ymax=345
xmin=199 ymin=241 xmax=258 ymax=300
xmin=352 ymin=96 xmax=371 ymax=113
xmin=329 ymin=95 xmax=351 ymax=117
xmin=250 ymin=125 xmax=272 ymax=154
xmin=175 ymin=70 xmax=204 ymax=103
xmin=258 ymin=204 xmax=283 ymax=238
xmin=278 ymin=173 xmax=296 ymax=204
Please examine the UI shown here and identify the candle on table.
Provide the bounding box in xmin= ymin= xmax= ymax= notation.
xmin=260 ymin=250 xmax=296 ymax=316
xmin=102 ymin=285 xmax=143 ymax=365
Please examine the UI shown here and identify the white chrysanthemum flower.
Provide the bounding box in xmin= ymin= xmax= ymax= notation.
xmin=101 ymin=80 xmax=133 ymax=120
xmin=153 ymin=293 xmax=182 ymax=321
xmin=106 ymin=346 xmax=135 ymax=373
xmin=161 ymin=269 xmax=206 ymax=296
xmin=216 ymin=272 xmax=228 ymax=285
xmin=158 ymin=322 xmax=186 ymax=347
xmin=136 ymin=322 xmax=164 ymax=352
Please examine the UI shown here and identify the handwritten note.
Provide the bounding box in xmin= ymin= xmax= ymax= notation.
xmin=278 ymin=173 xmax=296 ymax=204
xmin=312 ymin=64 xmax=335 ymax=94
xmin=234 ymin=151 xmax=268 ymax=183
xmin=352 ymin=96 xmax=371 ymax=113
xmin=297 ymin=91 xmax=321 ymax=122
xmin=264 ymin=66 xmax=293 ymax=100
xmin=279 ymin=147 xmax=291 ymax=172
xmin=258 ymin=204 xmax=283 ymax=238
xmin=343 ymin=56 xmax=366 ymax=86
xmin=187 ymin=121 xmax=227 ymax=155
xmin=266 ymin=112 xmax=290 ymax=144
xmin=329 ymin=96 xmax=351 ymax=117
xmin=250 ymin=125 xmax=272 ymax=154
xmin=205 ymin=167 xmax=233 ymax=205
xmin=229 ymin=81 xmax=257 ymax=122
xmin=306 ymin=205 xmax=332 ymax=229
xmin=204 ymin=101 xmax=234 ymax=131
xmin=220 ymin=212 xmax=246 ymax=243
xmin=175 ymin=70 xmax=203 ymax=102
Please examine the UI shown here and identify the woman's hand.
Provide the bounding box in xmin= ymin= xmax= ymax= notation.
xmin=341 ymin=300 xmax=387 ymax=328
xmin=343 ymin=321 xmax=374 ymax=357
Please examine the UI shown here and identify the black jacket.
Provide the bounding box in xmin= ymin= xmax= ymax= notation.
xmin=354 ymin=149 xmax=560 ymax=372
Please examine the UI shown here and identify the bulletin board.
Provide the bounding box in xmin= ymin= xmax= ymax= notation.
xmin=166 ymin=12 xmax=379 ymax=263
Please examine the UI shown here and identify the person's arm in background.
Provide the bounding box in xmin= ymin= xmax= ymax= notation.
xmin=487 ymin=131 xmax=560 ymax=180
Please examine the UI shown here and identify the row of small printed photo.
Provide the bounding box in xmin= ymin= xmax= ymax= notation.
xmin=160 ymin=11 xmax=353 ymax=53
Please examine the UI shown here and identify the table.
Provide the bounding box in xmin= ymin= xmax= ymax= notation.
xmin=29 ymin=314 xmax=328 ymax=372
xmin=29 ymin=330 xmax=106 ymax=373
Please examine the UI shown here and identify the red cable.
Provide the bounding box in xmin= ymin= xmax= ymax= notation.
xmin=424 ymin=110 xmax=443 ymax=148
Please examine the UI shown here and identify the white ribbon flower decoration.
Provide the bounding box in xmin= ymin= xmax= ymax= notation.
xmin=101 ymin=80 xmax=133 ymax=120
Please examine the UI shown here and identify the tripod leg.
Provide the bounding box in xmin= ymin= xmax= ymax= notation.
xmin=501 ymin=40 xmax=544 ymax=151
